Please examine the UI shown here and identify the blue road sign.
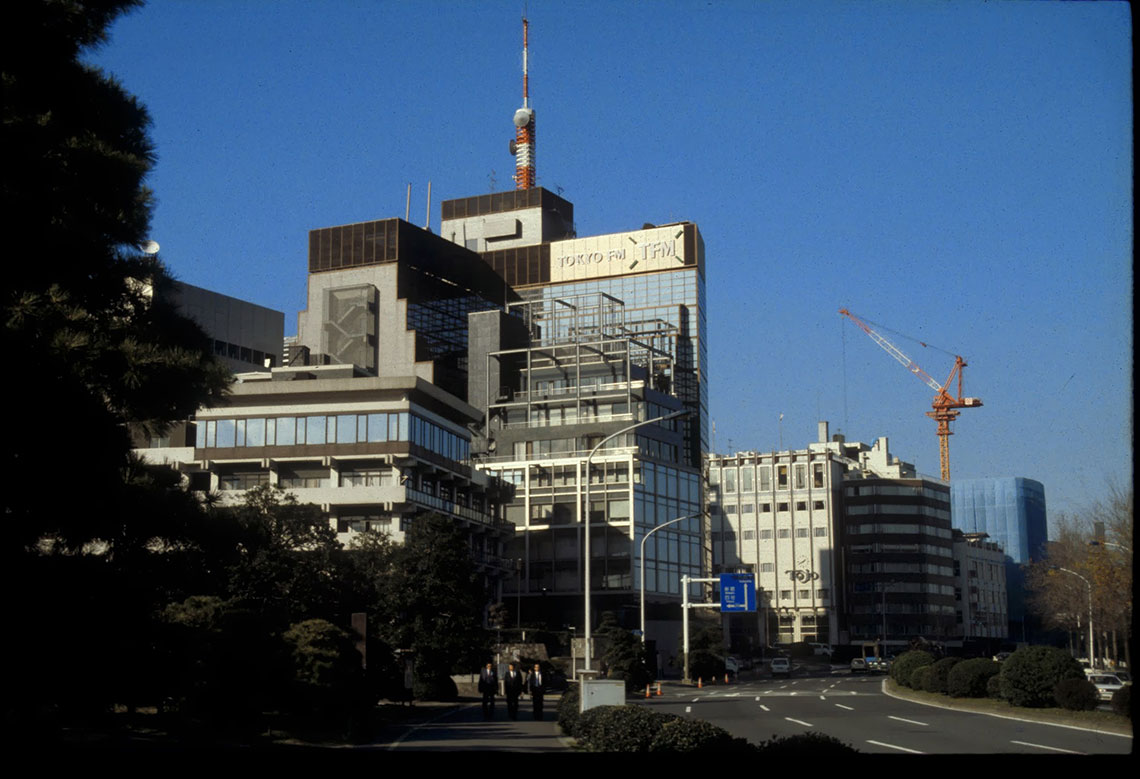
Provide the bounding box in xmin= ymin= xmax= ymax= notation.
xmin=719 ymin=573 xmax=756 ymax=612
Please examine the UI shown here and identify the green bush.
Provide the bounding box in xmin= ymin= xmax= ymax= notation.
xmin=649 ymin=717 xmax=753 ymax=752
xmin=999 ymin=646 xmax=1084 ymax=708
xmin=910 ymin=665 xmax=935 ymax=692
xmin=1053 ymin=678 xmax=1099 ymax=711
xmin=891 ymin=650 xmax=935 ymax=688
xmin=926 ymin=657 xmax=963 ymax=694
xmin=556 ymin=684 xmax=580 ymax=736
xmin=412 ymin=674 xmax=458 ymax=701
xmin=574 ymin=705 xmax=678 ymax=751
xmin=1111 ymin=684 xmax=1130 ymax=718
xmin=947 ymin=658 xmax=1001 ymax=698
xmin=757 ymin=732 xmax=858 ymax=754
xmin=986 ymin=673 xmax=1003 ymax=699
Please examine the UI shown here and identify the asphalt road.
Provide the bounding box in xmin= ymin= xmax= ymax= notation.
xmin=639 ymin=670 xmax=1132 ymax=755
xmin=381 ymin=697 xmax=571 ymax=752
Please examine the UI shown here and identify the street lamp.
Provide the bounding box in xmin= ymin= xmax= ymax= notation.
xmin=640 ymin=512 xmax=701 ymax=644
xmin=1054 ymin=567 xmax=1094 ymax=669
xmin=582 ymin=408 xmax=689 ymax=672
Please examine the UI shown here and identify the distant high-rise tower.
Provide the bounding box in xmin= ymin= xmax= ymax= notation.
xmin=510 ymin=17 xmax=535 ymax=189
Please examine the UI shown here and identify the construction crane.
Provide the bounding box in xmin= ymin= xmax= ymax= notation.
xmin=839 ymin=308 xmax=982 ymax=481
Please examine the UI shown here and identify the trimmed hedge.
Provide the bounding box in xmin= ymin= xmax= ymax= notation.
xmin=891 ymin=650 xmax=935 ymax=688
xmin=910 ymin=665 xmax=936 ymax=692
xmin=1053 ymin=678 xmax=1099 ymax=711
xmin=756 ymin=732 xmax=858 ymax=754
xmin=947 ymin=658 xmax=1001 ymax=698
xmin=649 ymin=717 xmax=753 ymax=752
xmin=926 ymin=657 xmax=963 ymax=694
xmin=574 ymin=705 xmax=680 ymax=751
xmin=998 ymin=646 xmax=1084 ymax=708
xmin=556 ymin=684 xmax=580 ymax=736
xmin=1111 ymin=684 xmax=1131 ymax=718
xmin=986 ymin=674 xmax=1003 ymax=699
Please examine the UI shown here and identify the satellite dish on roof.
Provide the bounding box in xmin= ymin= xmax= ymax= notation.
xmin=142 ymin=240 xmax=160 ymax=255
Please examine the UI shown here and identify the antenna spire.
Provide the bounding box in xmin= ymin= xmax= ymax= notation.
xmin=511 ymin=16 xmax=536 ymax=189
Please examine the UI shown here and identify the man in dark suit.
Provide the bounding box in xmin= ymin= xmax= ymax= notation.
xmin=526 ymin=662 xmax=545 ymax=720
xmin=478 ymin=662 xmax=498 ymax=720
xmin=503 ymin=661 xmax=524 ymax=720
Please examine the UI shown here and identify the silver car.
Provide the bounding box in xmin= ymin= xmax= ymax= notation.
xmin=1087 ymin=673 xmax=1128 ymax=702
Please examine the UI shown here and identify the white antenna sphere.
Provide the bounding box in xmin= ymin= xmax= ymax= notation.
xmin=513 ymin=107 xmax=533 ymax=128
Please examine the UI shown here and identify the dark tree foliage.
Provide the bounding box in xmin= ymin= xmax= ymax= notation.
xmin=685 ymin=623 xmax=727 ymax=681
xmin=597 ymin=611 xmax=652 ymax=691
xmin=999 ymin=646 xmax=1085 ymax=708
xmin=381 ymin=514 xmax=491 ymax=692
xmin=2 ymin=0 xmax=230 ymax=726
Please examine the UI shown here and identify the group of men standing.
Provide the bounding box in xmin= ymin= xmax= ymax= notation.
xmin=478 ymin=661 xmax=547 ymax=721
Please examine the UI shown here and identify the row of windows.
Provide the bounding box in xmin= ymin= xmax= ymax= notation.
xmin=848 ymin=523 xmax=952 ymax=539
xmin=722 ymin=500 xmax=826 ymax=514
xmin=846 ymin=503 xmax=950 ymax=520
xmin=849 ymin=562 xmax=954 ymax=576
xmin=848 ymin=543 xmax=953 ymax=557
xmin=849 ymin=603 xmax=957 ymax=615
xmin=847 ymin=484 xmax=948 ymax=501
xmin=714 ymin=527 xmax=828 ymax=541
xmin=196 ymin=411 xmax=470 ymax=464
xmin=775 ymin=589 xmax=829 ymax=600
xmin=711 ymin=462 xmax=828 ymax=493
xmin=214 ymin=339 xmax=277 ymax=367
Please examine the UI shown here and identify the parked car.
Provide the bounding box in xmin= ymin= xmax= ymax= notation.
xmin=992 ymin=652 xmax=1012 ymax=663
xmin=809 ymin=642 xmax=832 ymax=657
xmin=725 ymin=656 xmax=740 ymax=678
xmin=770 ymin=657 xmax=791 ymax=677
xmin=1087 ymin=673 xmax=1129 ymax=702
xmin=850 ymin=658 xmax=867 ymax=674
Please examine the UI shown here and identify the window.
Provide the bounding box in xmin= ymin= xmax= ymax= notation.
xmin=759 ymin=466 xmax=771 ymax=491
xmin=777 ymin=529 xmax=790 ymax=539
xmin=795 ymin=528 xmax=809 ymax=538
xmin=813 ymin=500 xmax=825 ymax=510
xmin=742 ymin=530 xmax=755 ymax=540
xmin=777 ymin=502 xmax=788 ymax=512
xmin=814 ymin=527 xmax=827 ymax=537
xmin=794 ymin=464 xmax=806 ymax=490
xmin=816 ymin=589 xmax=829 ymax=599
xmin=760 ymin=529 xmax=773 ymax=539
xmin=813 ymin=462 xmax=824 ymax=488
xmin=779 ymin=590 xmax=791 ymax=600
xmin=761 ymin=503 xmax=771 ymax=513
xmin=777 ymin=465 xmax=788 ymax=488
xmin=760 ymin=563 xmax=774 ymax=572
xmin=795 ymin=501 xmax=807 ymax=511
xmin=798 ymin=589 xmax=810 ymax=599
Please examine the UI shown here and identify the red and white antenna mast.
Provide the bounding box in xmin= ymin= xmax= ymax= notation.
xmin=511 ymin=16 xmax=536 ymax=189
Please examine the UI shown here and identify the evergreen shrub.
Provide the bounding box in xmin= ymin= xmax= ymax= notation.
xmin=910 ymin=665 xmax=935 ymax=692
xmin=986 ymin=673 xmax=1003 ymax=699
xmin=1052 ymin=678 xmax=1099 ymax=711
xmin=998 ymin=646 xmax=1084 ymax=708
xmin=1111 ymin=685 xmax=1131 ymax=718
xmin=891 ymin=650 xmax=935 ymax=688
xmin=947 ymin=658 xmax=1001 ymax=698
xmin=926 ymin=657 xmax=963 ymax=694
xmin=757 ymin=732 xmax=858 ymax=754
xmin=556 ymin=684 xmax=580 ymax=736
xmin=648 ymin=717 xmax=752 ymax=752
xmin=574 ymin=705 xmax=677 ymax=751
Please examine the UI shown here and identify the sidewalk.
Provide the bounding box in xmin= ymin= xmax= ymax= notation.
xmin=374 ymin=694 xmax=574 ymax=752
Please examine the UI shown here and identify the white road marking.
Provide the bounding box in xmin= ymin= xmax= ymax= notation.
xmin=685 ymin=706 xmax=692 ymax=713
xmin=867 ymin=740 xmax=924 ymax=754
xmin=1009 ymin=741 xmax=1084 ymax=754
xmin=754 ymin=696 xmax=761 ymax=701
xmin=691 ymin=698 xmax=700 ymax=703
xmin=888 ymin=715 xmax=929 ymax=727
xmin=819 ymin=695 xmax=826 ymax=700
xmin=759 ymin=705 xmax=770 ymax=712
xmin=790 ymin=692 xmax=798 ymax=696
xmin=785 ymin=717 xmax=814 ymax=727
xmin=835 ymin=704 xmax=855 ymax=711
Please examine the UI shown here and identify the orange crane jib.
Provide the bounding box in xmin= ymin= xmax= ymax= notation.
xmin=838 ymin=308 xmax=982 ymax=481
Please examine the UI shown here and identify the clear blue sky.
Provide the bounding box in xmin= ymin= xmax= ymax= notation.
xmin=87 ymin=0 xmax=1132 ymax=524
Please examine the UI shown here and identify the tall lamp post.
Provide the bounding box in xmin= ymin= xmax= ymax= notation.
xmin=640 ymin=512 xmax=702 ymax=644
xmin=1055 ymin=567 xmax=1094 ymax=669
xmin=582 ymin=408 xmax=689 ymax=672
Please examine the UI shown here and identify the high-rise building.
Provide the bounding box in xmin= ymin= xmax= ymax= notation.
xmin=467 ymin=293 xmax=702 ymax=658
xmin=952 ymin=531 xmax=1009 ymax=646
xmin=705 ymin=422 xmax=916 ymax=650
xmin=950 ymin=477 xmax=1047 ymax=642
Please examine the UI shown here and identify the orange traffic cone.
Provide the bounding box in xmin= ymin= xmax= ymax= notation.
xmin=645 ymin=685 xmax=651 ymax=698
xmin=698 ymin=677 xmax=703 ymax=688
xmin=725 ymin=673 xmax=730 ymax=684
xmin=656 ymin=681 xmax=663 ymax=696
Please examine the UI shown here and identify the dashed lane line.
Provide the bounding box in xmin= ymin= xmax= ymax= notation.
xmin=888 ymin=715 xmax=929 ymax=727
xmin=1009 ymin=741 xmax=1084 ymax=754
xmin=867 ymin=740 xmax=923 ymax=754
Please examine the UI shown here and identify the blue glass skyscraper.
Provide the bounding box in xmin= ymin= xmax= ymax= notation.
xmin=950 ymin=477 xmax=1047 ymax=564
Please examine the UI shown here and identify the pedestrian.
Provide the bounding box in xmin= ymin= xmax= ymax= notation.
xmin=526 ymin=662 xmax=545 ymax=721
xmin=503 ymin=661 xmax=524 ymax=720
xmin=478 ymin=661 xmax=498 ymax=720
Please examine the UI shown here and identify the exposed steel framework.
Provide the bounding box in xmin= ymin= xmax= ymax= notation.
xmin=511 ymin=17 xmax=536 ymax=189
xmin=839 ymin=308 xmax=982 ymax=481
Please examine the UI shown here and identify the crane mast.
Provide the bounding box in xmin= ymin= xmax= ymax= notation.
xmin=839 ymin=308 xmax=982 ymax=481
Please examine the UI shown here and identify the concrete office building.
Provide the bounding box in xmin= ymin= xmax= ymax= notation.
xmin=842 ymin=476 xmax=958 ymax=648
xmin=441 ymin=191 xmax=707 ymax=471
xmin=705 ymin=422 xmax=915 ymax=649
xmin=952 ymin=531 xmax=1009 ymax=645
xmin=136 ymin=219 xmax=518 ymax=590
xmin=469 ymin=293 xmax=702 ymax=658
